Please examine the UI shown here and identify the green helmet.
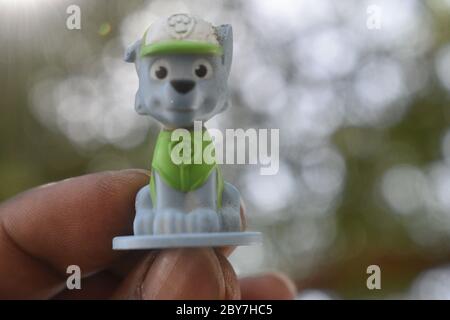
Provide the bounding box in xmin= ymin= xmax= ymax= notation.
xmin=140 ymin=13 xmax=223 ymax=57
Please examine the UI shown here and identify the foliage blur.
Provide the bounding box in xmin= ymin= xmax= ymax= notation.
xmin=2 ymin=0 xmax=450 ymax=299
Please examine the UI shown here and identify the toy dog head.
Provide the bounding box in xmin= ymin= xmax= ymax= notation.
xmin=124 ymin=14 xmax=233 ymax=128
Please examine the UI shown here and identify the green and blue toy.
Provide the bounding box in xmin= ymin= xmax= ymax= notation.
xmin=113 ymin=13 xmax=261 ymax=249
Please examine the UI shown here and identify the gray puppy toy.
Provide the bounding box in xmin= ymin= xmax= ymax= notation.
xmin=113 ymin=14 xmax=261 ymax=249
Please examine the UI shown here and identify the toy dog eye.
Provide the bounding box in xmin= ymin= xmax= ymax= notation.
xmin=192 ymin=59 xmax=213 ymax=79
xmin=150 ymin=60 xmax=170 ymax=80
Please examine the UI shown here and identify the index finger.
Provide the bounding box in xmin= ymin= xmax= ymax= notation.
xmin=0 ymin=169 xmax=148 ymax=298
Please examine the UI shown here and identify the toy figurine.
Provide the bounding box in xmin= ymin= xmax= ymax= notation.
xmin=113 ymin=13 xmax=261 ymax=249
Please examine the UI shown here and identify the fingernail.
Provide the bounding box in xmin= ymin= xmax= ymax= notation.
xmin=141 ymin=249 xmax=225 ymax=300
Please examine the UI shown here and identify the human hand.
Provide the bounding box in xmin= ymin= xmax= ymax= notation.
xmin=0 ymin=169 xmax=296 ymax=299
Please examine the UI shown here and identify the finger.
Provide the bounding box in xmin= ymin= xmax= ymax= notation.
xmin=216 ymin=250 xmax=241 ymax=300
xmin=53 ymin=271 xmax=121 ymax=300
xmin=239 ymin=272 xmax=297 ymax=300
xmin=107 ymin=251 xmax=148 ymax=279
xmin=110 ymin=252 xmax=159 ymax=299
xmin=0 ymin=169 xmax=149 ymax=299
xmin=113 ymin=249 xmax=240 ymax=300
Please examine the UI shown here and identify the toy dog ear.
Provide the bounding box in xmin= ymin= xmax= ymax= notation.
xmin=124 ymin=40 xmax=141 ymax=63
xmin=216 ymin=24 xmax=233 ymax=73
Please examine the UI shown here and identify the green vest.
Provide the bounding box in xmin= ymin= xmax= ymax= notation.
xmin=149 ymin=128 xmax=224 ymax=208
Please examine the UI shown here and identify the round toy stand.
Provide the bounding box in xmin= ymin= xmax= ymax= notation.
xmin=113 ymin=231 xmax=262 ymax=250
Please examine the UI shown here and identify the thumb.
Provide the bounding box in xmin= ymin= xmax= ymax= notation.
xmin=112 ymin=248 xmax=240 ymax=300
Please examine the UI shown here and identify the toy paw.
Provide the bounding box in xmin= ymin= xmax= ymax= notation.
xmin=153 ymin=209 xmax=187 ymax=234
xmin=186 ymin=208 xmax=220 ymax=233
xmin=133 ymin=210 xmax=155 ymax=235
xmin=133 ymin=206 xmax=239 ymax=235
xmin=151 ymin=208 xmax=221 ymax=234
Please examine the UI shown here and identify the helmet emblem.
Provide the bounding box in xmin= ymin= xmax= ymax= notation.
xmin=167 ymin=13 xmax=196 ymax=39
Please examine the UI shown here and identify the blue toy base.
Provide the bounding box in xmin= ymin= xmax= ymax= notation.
xmin=113 ymin=231 xmax=262 ymax=250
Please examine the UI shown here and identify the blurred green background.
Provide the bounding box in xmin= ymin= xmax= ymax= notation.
xmin=2 ymin=0 xmax=450 ymax=299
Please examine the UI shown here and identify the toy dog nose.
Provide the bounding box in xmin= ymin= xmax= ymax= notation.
xmin=170 ymin=80 xmax=195 ymax=94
